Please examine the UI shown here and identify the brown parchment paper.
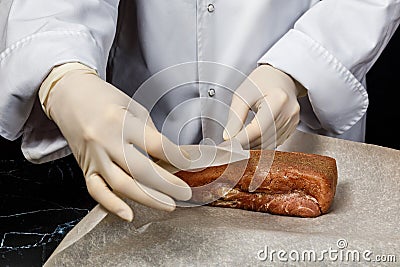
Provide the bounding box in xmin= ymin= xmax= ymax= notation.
xmin=44 ymin=131 xmax=400 ymax=266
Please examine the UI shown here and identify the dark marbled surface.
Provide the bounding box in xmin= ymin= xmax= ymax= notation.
xmin=0 ymin=152 xmax=96 ymax=267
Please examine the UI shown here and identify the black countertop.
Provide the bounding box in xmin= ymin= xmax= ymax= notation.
xmin=0 ymin=155 xmax=96 ymax=267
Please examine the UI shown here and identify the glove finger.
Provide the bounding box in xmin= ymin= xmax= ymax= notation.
xmin=257 ymin=123 xmax=288 ymax=150
xmin=144 ymin=114 xmax=158 ymax=130
xmin=119 ymin=145 xmax=192 ymax=201
xmin=85 ymin=173 xmax=134 ymax=221
xmin=273 ymin=101 xmax=300 ymax=132
xmin=242 ymin=136 xmax=261 ymax=150
xmin=257 ymin=116 xmax=298 ymax=149
xmin=124 ymin=113 xmax=191 ymax=170
xmin=223 ymin=93 xmax=251 ymax=141
xmin=126 ymin=99 xmax=160 ymax=130
xmin=252 ymin=119 xmax=287 ymax=150
xmin=234 ymin=100 xmax=275 ymax=148
xmin=234 ymin=73 xmax=266 ymax=106
xmin=99 ymin=160 xmax=177 ymax=211
xmin=245 ymin=90 xmax=299 ymax=149
xmin=126 ymin=98 xmax=151 ymax=121
xmin=275 ymin=119 xmax=298 ymax=147
xmin=271 ymin=109 xmax=299 ymax=147
xmin=243 ymin=120 xmax=278 ymax=150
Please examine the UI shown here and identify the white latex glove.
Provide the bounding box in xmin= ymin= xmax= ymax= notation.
xmin=39 ymin=63 xmax=192 ymax=221
xmin=223 ymin=65 xmax=306 ymax=149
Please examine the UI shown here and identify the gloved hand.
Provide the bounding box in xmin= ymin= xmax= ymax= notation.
xmin=39 ymin=63 xmax=192 ymax=221
xmin=223 ymin=64 xmax=306 ymax=149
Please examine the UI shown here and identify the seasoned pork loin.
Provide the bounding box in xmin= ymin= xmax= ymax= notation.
xmin=175 ymin=150 xmax=338 ymax=217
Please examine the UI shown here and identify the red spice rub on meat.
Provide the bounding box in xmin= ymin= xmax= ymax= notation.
xmin=175 ymin=150 xmax=338 ymax=218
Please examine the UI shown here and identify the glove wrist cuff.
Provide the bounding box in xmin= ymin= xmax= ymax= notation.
xmin=39 ymin=62 xmax=98 ymax=119
xmin=258 ymin=64 xmax=307 ymax=98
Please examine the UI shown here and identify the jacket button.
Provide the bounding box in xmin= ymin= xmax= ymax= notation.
xmin=208 ymin=88 xmax=216 ymax=97
xmin=207 ymin=4 xmax=215 ymax=13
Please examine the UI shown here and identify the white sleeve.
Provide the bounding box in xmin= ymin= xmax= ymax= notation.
xmin=0 ymin=0 xmax=119 ymax=162
xmin=258 ymin=0 xmax=400 ymax=135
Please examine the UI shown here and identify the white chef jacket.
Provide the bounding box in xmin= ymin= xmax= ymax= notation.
xmin=0 ymin=0 xmax=399 ymax=163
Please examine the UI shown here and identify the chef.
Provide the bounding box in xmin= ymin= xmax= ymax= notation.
xmin=0 ymin=0 xmax=399 ymax=221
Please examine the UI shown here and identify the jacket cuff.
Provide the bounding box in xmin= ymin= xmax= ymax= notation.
xmin=0 ymin=30 xmax=106 ymax=140
xmin=258 ymin=29 xmax=369 ymax=135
